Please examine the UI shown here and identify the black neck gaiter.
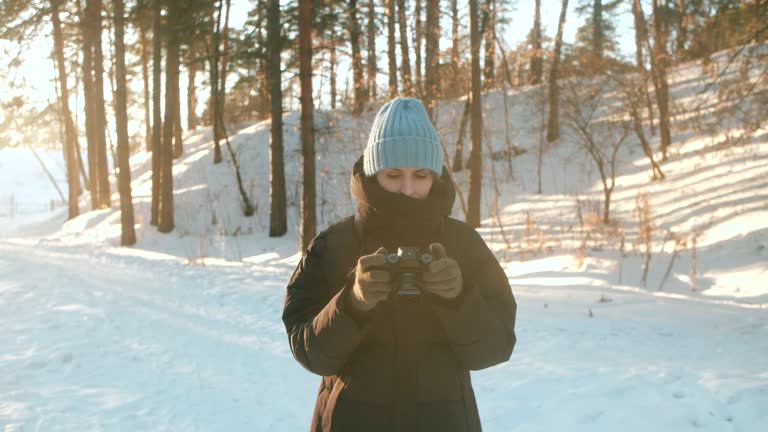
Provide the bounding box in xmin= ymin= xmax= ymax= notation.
xmin=356 ymin=165 xmax=455 ymax=250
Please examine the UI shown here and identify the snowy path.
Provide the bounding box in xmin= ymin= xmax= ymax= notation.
xmin=1 ymin=239 xmax=767 ymax=431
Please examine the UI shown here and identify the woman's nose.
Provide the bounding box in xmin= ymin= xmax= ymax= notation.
xmin=400 ymin=177 xmax=414 ymax=196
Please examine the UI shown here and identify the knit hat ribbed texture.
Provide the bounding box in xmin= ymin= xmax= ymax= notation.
xmin=363 ymin=98 xmax=443 ymax=176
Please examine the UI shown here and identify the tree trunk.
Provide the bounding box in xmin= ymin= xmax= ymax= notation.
xmin=386 ymin=0 xmax=398 ymax=98
xmin=652 ymin=0 xmax=672 ymax=160
xmin=451 ymin=0 xmax=459 ymax=75
xmin=187 ymin=51 xmax=198 ymax=130
xmin=482 ymin=0 xmax=496 ymax=90
xmin=529 ymin=0 xmax=543 ymax=85
xmin=159 ymin=0 xmax=178 ymax=233
xmin=453 ymin=94 xmax=471 ymax=172
xmin=350 ymin=0 xmax=367 ymax=114
xmin=397 ymin=0 xmax=413 ymax=95
xmin=267 ymin=0 xmax=286 ymax=236
xmin=151 ymin=0 xmax=162 ymax=225
xmin=467 ymin=0 xmax=482 ymax=228
xmin=367 ymin=0 xmax=377 ymax=100
xmin=676 ymin=0 xmax=686 ymax=58
xmin=424 ymin=0 xmax=439 ymax=119
xmin=91 ymin=0 xmax=111 ymax=208
xmin=631 ymin=0 xmax=656 ymax=136
xmin=209 ymin=1 xmax=224 ymax=164
xmin=51 ymin=0 xmax=79 ymax=220
xmin=140 ymin=22 xmax=151 ymax=152
xmin=113 ymin=0 xmax=136 ymax=245
xmin=330 ymin=37 xmax=338 ymax=109
xmin=593 ymin=0 xmax=604 ymax=63
xmin=299 ymin=0 xmax=317 ymax=250
xmin=81 ymin=0 xmax=99 ymax=210
xmin=546 ymin=0 xmax=568 ymax=143
xmin=414 ymin=0 xmax=423 ymax=96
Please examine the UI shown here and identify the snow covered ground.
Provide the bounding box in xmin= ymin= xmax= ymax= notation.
xmin=1 ymin=47 xmax=767 ymax=431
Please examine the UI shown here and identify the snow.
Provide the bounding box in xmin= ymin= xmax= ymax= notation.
xmin=1 ymin=46 xmax=767 ymax=431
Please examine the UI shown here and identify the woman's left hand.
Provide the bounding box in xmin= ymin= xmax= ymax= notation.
xmin=421 ymin=243 xmax=463 ymax=300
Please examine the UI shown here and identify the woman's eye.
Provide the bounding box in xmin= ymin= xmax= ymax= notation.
xmin=387 ymin=174 xmax=401 ymax=179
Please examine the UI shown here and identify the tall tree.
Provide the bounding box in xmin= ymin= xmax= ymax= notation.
xmin=546 ymin=0 xmax=569 ymax=142
xmin=467 ymin=0 xmax=482 ymax=228
xmin=451 ymin=0 xmax=460 ymax=79
xmin=675 ymin=0 xmax=686 ymax=58
xmin=113 ymin=0 xmax=136 ymax=245
xmin=367 ymin=0 xmax=377 ymax=99
xmin=349 ymin=0 xmax=367 ymax=114
xmin=150 ymin=0 xmax=162 ymax=225
xmin=529 ymin=0 xmax=543 ymax=85
xmin=209 ymin=0 xmax=224 ymax=164
xmin=91 ymin=0 xmax=111 ymax=208
xmin=50 ymin=0 xmax=80 ymax=220
xmin=159 ymin=0 xmax=179 ymax=233
xmin=592 ymin=0 xmax=604 ymax=62
xmin=81 ymin=0 xmax=99 ymax=209
xmin=482 ymin=0 xmax=496 ymax=89
xmin=267 ymin=0 xmax=286 ymax=237
xmin=137 ymin=3 xmax=152 ymax=152
xmin=397 ymin=0 xmax=413 ymax=95
xmin=414 ymin=0 xmax=423 ymax=95
xmin=299 ymin=0 xmax=316 ymax=250
xmin=424 ymin=0 xmax=439 ymax=118
xmin=651 ymin=0 xmax=672 ymax=159
xmin=386 ymin=0 xmax=398 ymax=98
xmin=631 ymin=0 xmax=656 ymax=135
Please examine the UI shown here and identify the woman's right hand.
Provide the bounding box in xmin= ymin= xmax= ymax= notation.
xmin=349 ymin=247 xmax=392 ymax=312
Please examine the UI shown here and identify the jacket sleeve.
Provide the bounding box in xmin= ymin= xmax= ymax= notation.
xmin=428 ymin=230 xmax=517 ymax=371
xmin=282 ymin=234 xmax=371 ymax=376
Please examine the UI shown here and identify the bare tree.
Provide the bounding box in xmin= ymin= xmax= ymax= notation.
xmin=562 ymin=79 xmax=630 ymax=224
xmin=612 ymin=71 xmax=665 ymax=180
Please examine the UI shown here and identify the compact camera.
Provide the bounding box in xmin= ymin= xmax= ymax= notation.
xmin=383 ymin=247 xmax=433 ymax=295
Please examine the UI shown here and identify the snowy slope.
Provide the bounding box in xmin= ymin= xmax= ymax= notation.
xmin=1 ymin=45 xmax=767 ymax=431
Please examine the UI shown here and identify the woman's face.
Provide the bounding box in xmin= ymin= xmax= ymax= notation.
xmin=376 ymin=167 xmax=434 ymax=199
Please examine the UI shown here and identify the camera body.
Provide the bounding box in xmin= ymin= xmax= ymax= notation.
xmin=384 ymin=247 xmax=433 ymax=295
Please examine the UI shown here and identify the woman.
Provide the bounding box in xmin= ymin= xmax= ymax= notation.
xmin=282 ymin=98 xmax=517 ymax=432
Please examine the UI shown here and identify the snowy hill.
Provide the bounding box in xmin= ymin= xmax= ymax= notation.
xmin=1 ymin=45 xmax=767 ymax=431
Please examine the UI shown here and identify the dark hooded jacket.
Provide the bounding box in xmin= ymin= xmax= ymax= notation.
xmin=282 ymin=158 xmax=517 ymax=432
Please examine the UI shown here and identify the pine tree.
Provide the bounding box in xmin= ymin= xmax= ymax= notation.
xmin=113 ymin=0 xmax=136 ymax=245
xmin=267 ymin=0 xmax=287 ymax=236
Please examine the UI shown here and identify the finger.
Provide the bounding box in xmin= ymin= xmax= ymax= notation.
xmin=358 ymin=270 xmax=391 ymax=284
xmin=427 ymin=258 xmax=452 ymax=273
xmin=373 ymin=247 xmax=389 ymax=255
xmin=366 ymin=270 xmax=392 ymax=283
xmin=358 ymin=253 xmax=387 ymax=270
xmin=429 ymin=243 xmax=448 ymax=260
xmin=421 ymin=267 xmax=461 ymax=282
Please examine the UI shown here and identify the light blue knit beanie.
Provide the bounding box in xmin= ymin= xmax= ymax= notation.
xmin=363 ymin=98 xmax=443 ymax=176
